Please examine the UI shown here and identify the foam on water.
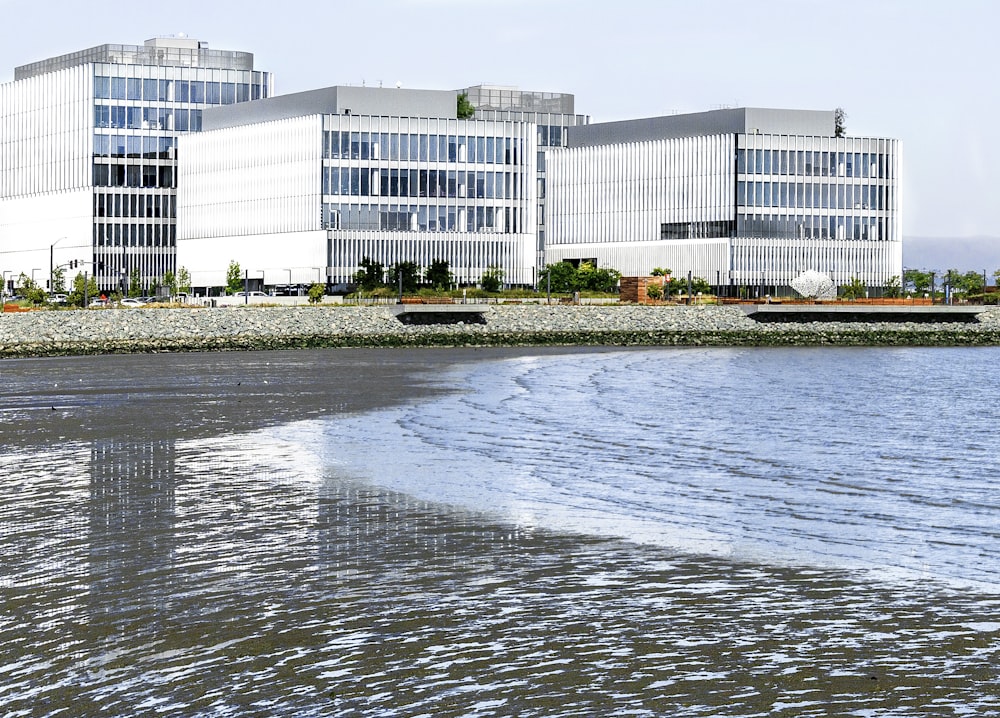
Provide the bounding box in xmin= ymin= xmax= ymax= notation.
xmin=315 ymin=346 xmax=1000 ymax=592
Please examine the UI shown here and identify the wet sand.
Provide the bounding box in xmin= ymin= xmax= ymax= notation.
xmin=0 ymin=346 xmax=603 ymax=449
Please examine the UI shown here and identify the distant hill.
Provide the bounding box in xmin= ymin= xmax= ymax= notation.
xmin=903 ymin=236 xmax=1000 ymax=273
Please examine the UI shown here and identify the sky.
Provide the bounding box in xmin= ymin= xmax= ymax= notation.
xmin=1 ymin=0 xmax=997 ymax=251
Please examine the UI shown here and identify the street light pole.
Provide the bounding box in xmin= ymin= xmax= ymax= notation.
xmin=49 ymin=237 xmax=67 ymax=295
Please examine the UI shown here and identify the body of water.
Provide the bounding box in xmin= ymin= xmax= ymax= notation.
xmin=1 ymin=347 xmax=998 ymax=716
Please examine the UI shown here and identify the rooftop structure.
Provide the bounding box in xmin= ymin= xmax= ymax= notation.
xmin=15 ymin=36 xmax=255 ymax=80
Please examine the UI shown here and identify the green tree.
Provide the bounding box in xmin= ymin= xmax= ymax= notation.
xmin=948 ymin=270 xmax=984 ymax=299
xmin=352 ymin=257 xmax=385 ymax=291
xmin=539 ymin=262 xmax=579 ymax=293
xmin=457 ymin=92 xmax=475 ymax=119
xmin=424 ymin=259 xmax=453 ymax=290
xmin=226 ymin=260 xmax=243 ymax=295
xmin=883 ymin=275 xmax=901 ymax=298
xmin=577 ymin=262 xmax=621 ymax=292
xmin=904 ymin=269 xmax=932 ymax=295
xmin=651 ymin=267 xmax=672 ymax=277
xmin=67 ymin=272 xmax=99 ymax=307
xmin=388 ymin=261 xmax=420 ymax=293
xmin=128 ymin=267 xmax=142 ymax=297
xmin=163 ymin=270 xmax=177 ymax=298
xmin=834 ymin=107 xmax=847 ymax=138
xmin=665 ymin=275 xmax=711 ymax=296
xmin=51 ymin=267 xmax=66 ymax=294
xmin=15 ymin=274 xmax=47 ymax=304
xmin=177 ymin=266 xmax=192 ymax=294
xmin=307 ymin=282 xmax=325 ymax=304
xmin=841 ymin=276 xmax=866 ymax=300
xmin=480 ymin=266 xmax=504 ymax=293
xmin=645 ymin=282 xmax=663 ymax=300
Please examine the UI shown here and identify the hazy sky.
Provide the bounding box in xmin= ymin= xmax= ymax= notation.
xmin=2 ymin=0 xmax=996 ymax=240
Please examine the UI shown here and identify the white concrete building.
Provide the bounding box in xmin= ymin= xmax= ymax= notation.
xmin=545 ymin=108 xmax=902 ymax=295
xmin=0 ymin=36 xmax=271 ymax=293
xmin=177 ymin=86 xmax=538 ymax=291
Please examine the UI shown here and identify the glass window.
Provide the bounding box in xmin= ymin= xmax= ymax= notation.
xmin=754 ymin=149 xmax=763 ymax=174
xmin=486 ymin=137 xmax=495 ymax=164
xmin=175 ymin=81 xmax=189 ymax=103
xmin=126 ymin=107 xmax=142 ymax=129
xmin=93 ymin=134 xmax=109 ymax=157
xmin=410 ymin=134 xmax=419 ymax=161
xmin=190 ymin=110 xmax=202 ymax=132
xmin=763 ymin=151 xmax=772 ymax=175
xmin=127 ymin=78 xmax=142 ymax=100
xmin=143 ymin=79 xmax=158 ymax=101
xmin=94 ymin=105 xmax=110 ymax=128
xmin=206 ymin=82 xmax=221 ymax=104
xmin=111 ymin=77 xmax=126 ymax=99
xmin=236 ymin=83 xmax=249 ymax=102
xmin=538 ymin=125 xmax=548 ymax=146
xmin=221 ymin=83 xmax=236 ymax=104
xmin=174 ymin=109 xmax=189 ymax=132
xmin=158 ymin=80 xmax=172 ymax=101
xmin=737 ymin=180 xmax=747 ymax=206
xmin=110 ymin=106 xmax=126 ymax=129
xmin=780 ymin=150 xmax=789 ymax=175
xmin=737 ymin=149 xmax=747 ymax=174
xmin=419 ymin=134 xmax=428 ymax=162
xmin=550 ymin=126 xmax=562 ymax=147
xmin=189 ymin=81 xmax=205 ymax=104
xmin=94 ymin=76 xmax=110 ymax=99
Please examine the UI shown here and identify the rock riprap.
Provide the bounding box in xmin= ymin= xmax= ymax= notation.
xmin=2 ymin=304 xmax=1000 ymax=357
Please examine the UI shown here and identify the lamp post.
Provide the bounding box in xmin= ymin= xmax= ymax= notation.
xmin=1 ymin=270 xmax=12 ymax=312
xmin=49 ymin=237 xmax=67 ymax=294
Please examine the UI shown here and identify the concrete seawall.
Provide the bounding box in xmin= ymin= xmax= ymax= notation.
xmin=3 ymin=304 xmax=1000 ymax=358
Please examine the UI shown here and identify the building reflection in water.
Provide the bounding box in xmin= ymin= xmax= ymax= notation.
xmin=317 ymin=480 xmax=532 ymax=582
xmin=88 ymin=439 xmax=177 ymax=635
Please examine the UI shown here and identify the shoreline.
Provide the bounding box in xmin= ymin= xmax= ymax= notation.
xmin=2 ymin=304 xmax=1000 ymax=358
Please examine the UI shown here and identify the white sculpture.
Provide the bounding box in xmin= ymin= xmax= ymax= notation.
xmin=791 ymin=270 xmax=836 ymax=300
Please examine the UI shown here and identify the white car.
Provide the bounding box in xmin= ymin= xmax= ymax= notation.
xmin=120 ymin=297 xmax=146 ymax=306
xmin=234 ymin=291 xmax=269 ymax=297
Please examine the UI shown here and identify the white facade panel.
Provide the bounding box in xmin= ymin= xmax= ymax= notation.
xmin=178 ymin=115 xmax=323 ymax=239
xmin=183 ymin=230 xmax=328 ymax=289
xmin=547 ymin=134 xmax=735 ymax=248
xmin=0 ymin=66 xmax=91 ymax=198
xmin=546 ymin=127 xmax=902 ymax=292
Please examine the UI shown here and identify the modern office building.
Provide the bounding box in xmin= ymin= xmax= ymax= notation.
xmin=545 ymin=108 xmax=902 ymax=294
xmin=176 ymin=86 xmax=538 ymax=291
xmin=0 ymin=36 xmax=271 ymax=292
xmin=459 ymin=85 xmax=589 ymax=271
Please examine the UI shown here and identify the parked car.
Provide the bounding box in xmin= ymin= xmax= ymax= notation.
xmin=48 ymin=293 xmax=68 ymax=304
xmin=234 ymin=291 xmax=268 ymax=297
xmin=120 ymin=297 xmax=145 ymax=306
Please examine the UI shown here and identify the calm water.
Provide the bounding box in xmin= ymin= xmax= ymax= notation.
xmin=2 ymin=347 xmax=999 ymax=716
